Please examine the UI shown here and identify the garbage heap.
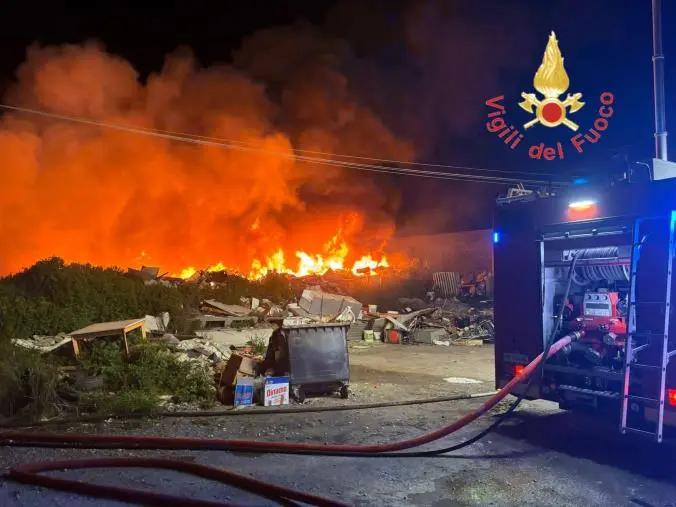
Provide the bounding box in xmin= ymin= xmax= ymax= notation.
xmin=354 ymin=298 xmax=494 ymax=346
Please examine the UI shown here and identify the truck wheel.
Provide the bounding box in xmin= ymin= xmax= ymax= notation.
xmin=294 ymin=387 xmax=306 ymax=403
xmin=340 ymin=385 xmax=349 ymax=399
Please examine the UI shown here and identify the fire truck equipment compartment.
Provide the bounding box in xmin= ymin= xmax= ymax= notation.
xmin=493 ymin=178 xmax=676 ymax=440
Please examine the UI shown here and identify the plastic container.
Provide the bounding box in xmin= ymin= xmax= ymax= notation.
xmin=234 ymin=377 xmax=254 ymax=407
xmin=363 ymin=330 xmax=375 ymax=342
xmin=282 ymin=322 xmax=350 ymax=401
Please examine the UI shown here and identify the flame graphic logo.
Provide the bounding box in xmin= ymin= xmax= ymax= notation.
xmin=519 ymin=31 xmax=585 ymax=131
xmin=533 ymin=31 xmax=570 ymax=98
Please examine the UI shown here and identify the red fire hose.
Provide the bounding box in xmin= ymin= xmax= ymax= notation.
xmin=9 ymin=457 xmax=347 ymax=507
xmin=2 ymin=332 xmax=581 ymax=506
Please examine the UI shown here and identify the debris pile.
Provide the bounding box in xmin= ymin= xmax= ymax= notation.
xmin=5 ymin=264 xmax=495 ymax=422
xmin=11 ymin=333 xmax=72 ymax=354
xmin=171 ymin=336 xmax=233 ymax=367
xmin=355 ymin=298 xmax=494 ymax=346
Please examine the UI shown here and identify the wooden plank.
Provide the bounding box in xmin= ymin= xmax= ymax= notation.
xmin=122 ymin=332 xmax=130 ymax=359
xmin=71 ymin=338 xmax=80 ymax=357
xmin=123 ymin=320 xmax=146 ymax=334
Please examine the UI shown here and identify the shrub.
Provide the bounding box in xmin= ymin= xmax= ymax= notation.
xmin=0 ymin=344 xmax=64 ymax=419
xmin=79 ymin=389 xmax=159 ymax=416
xmin=78 ymin=340 xmax=215 ymax=415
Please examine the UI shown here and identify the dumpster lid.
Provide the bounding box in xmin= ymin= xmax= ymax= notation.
xmin=268 ymin=317 xmax=351 ymax=330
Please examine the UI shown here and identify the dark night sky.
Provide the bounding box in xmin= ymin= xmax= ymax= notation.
xmin=0 ymin=0 xmax=674 ymax=234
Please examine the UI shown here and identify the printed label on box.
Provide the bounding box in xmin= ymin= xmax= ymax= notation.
xmin=234 ymin=377 xmax=254 ymax=407
xmin=264 ymin=376 xmax=289 ymax=406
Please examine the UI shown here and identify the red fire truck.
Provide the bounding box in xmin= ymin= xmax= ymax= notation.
xmin=493 ymin=169 xmax=676 ymax=442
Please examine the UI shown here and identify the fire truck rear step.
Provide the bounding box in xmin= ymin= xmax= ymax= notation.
xmin=620 ymin=213 xmax=676 ymax=443
xmin=632 ymin=363 xmax=662 ymax=370
xmin=627 ymin=394 xmax=660 ymax=405
xmin=623 ymin=427 xmax=661 ymax=438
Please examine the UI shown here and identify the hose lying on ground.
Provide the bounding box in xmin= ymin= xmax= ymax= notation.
xmin=10 ymin=457 xmax=347 ymax=507
xmin=431 ymin=250 xmax=583 ymax=456
xmin=0 ymin=391 xmax=499 ymax=429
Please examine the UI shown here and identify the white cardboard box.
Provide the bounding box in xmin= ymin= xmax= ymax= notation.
xmin=264 ymin=376 xmax=289 ymax=406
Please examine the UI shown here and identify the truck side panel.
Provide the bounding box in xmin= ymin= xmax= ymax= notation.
xmin=493 ymin=214 xmax=543 ymax=395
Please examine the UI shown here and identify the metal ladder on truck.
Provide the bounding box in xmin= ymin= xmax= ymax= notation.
xmin=620 ymin=211 xmax=676 ymax=442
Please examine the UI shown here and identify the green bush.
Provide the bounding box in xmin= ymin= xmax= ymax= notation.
xmin=79 ymin=389 xmax=159 ymax=416
xmin=79 ymin=340 xmax=215 ymax=415
xmin=0 ymin=344 xmax=64 ymax=419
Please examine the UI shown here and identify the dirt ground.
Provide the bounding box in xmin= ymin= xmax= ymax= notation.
xmin=311 ymin=341 xmax=496 ymax=405
xmin=3 ymin=342 xmax=676 ymax=506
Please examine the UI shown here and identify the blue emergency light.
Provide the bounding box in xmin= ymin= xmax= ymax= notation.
xmin=492 ymin=231 xmax=500 ymax=244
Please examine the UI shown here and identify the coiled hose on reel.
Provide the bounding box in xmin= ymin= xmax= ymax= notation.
xmin=570 ymin=247 xmax=629 ymax=285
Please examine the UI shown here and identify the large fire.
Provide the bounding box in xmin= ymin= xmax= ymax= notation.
xmin=173 ymin=230 xmax=391 ymax=281
xmin=171 ymin=214 xmax=394 ymax=280
xmin=0 ymin=39 xmax=415 ymax=279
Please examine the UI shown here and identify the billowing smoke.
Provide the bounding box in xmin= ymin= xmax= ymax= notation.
xmin=1 ymin=1 xmax=576 ymax=277
xmin=0 ymin=25 xmax=413 ymax=276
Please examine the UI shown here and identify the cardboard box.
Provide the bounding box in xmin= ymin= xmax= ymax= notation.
xmin=298 ymin=289 xmax=362 ymax=320
xmin=234 ymin=377 xmax=254 ymax=407
xmin=219 ymin=354 xmax=259 ymax=387
xmin=264 ymin=376 xmax=289 ymax=406
xmin=218 ymin=386 xmax=233 ymax=405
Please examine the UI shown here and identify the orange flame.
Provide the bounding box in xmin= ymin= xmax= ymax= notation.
xmin=0 ymin=42 xmax=416 ymax=281
xmin=352 ymin=255 xmax=389 ymax=276
xmin=171 ymin=229 xmax=394 ymax=280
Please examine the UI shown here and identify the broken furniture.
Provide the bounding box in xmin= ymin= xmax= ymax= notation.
xmin=70 ymin=318 xmax=147 ymax=359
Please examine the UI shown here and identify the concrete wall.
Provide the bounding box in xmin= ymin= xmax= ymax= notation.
xmin=389 ymin=229 xmax=493 ymax=274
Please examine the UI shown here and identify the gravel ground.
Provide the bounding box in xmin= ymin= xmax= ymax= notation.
xmin=2 ymin=342 xmax=676 ymax=506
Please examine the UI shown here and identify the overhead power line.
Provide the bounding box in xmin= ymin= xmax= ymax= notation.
xmin=142 ymin=126 xmax=552 ymax=177
xmin=0 ymin=103 xmax=566 ymax=187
